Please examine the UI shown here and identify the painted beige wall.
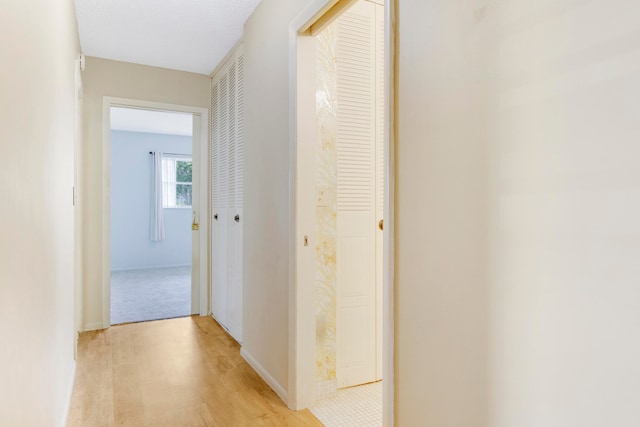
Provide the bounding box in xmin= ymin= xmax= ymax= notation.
xmin=397 ymin=0 xmax=640 ymax=425
xmin=0 ymin=0 xmax=80 ymax=425
xmin=242 ymin=0 xmax=321 ymax=395
xmin=81 ymin=57 xmax=210 ymax=330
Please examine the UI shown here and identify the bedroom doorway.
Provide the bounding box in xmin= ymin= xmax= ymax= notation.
xmin=109 ymin=107 xmax=195 ymax=324
xmin=101 ymin=98 xmax=209 ymax=328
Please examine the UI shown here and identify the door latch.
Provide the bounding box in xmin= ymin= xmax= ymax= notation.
xmin=192 ymin=210 xmax=199 ymax=230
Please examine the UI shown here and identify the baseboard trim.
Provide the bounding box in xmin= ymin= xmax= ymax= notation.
xmin=60 ymin=361 xmax=76 ymax=427
xmin=240 ymin=347 xmax=289 ymax=405
xmin=83 ymin=322 xmax=104 ymax=332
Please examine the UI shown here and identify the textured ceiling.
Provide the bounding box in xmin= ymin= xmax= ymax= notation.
xmin=110 ymin=107 xmax=193 ymax=136
xmin=74 ymin=0 xmax=261 ymax=75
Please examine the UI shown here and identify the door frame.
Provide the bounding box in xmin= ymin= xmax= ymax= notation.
xmin=73 ymin=55 xmax=84 ymax=358
xmin=101 ymin=97 xmax=210 ymax=327
xmin=287 ymin=0 xmax=396 ymax=425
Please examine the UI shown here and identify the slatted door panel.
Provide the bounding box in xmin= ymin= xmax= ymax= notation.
xmin=226 ymin=61 xmax=238 ymax=338
xmin=210 ymin=79 xmax=224 ymax=323
xmin=236 ymin=52 xmax=245 ymax=212
xmin=335 ymin=0 xmax=377 ymax=389
xmin=233 ymin=49 xmax=245 ymax=343
xmin=211 ymin=64 xmax=231 ymax=329
xmin=211 ymin=82 xmax=219 ymax=217
xmin=210 ymin=46 xmax=244 ymax=343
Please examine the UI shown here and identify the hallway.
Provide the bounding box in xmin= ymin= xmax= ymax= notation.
xmin=66 ymin=317 xmax=323 ymax=427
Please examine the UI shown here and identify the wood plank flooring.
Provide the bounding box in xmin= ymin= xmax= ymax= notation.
xmin=67 ymin=316 xmax=323 ymax=427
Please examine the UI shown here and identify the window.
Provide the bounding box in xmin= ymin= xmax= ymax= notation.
xmin=162 ymin=156 xmax=192 ymax=208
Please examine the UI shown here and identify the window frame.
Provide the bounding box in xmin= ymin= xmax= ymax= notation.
xmin=162 ymin=154 xmax=193 ymax=209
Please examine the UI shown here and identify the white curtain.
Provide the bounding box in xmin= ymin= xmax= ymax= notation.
xmin=150 ymin=151 xmax=165 ymax=241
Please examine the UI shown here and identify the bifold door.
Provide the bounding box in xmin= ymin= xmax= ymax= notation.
xmin=210 ymin=46 xmax=244 ymax=343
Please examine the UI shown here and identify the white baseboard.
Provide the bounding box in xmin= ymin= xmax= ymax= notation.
xmin=240 ymin=347 xmax=288 ymax=405
xmin=83 ymin=322 xmax=104 ymax=332
xmin=60 ymin=361 xmax=76 ymax=427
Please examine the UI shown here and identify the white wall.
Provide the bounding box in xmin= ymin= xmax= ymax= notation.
xmin=0 ymin=0 xmax=80 ymax=425
xmin=82 ymin=57 xmax=209 ymax=330
xmin=396 ymin=0 xmax=640 ymax=425
xmin=110 ymin=130 xmax=192 ymax=271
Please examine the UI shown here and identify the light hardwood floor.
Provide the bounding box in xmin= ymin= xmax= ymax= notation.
xmin=67 ymin=316 xmax=323 ymax=427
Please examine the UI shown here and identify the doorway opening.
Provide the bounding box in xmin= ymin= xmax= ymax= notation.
xmin=109 ymin=107 xmax=195 ymax=324
xmin=101 ymin=98 xmax=209 ymax=329
xmin=291 ymin=0 xmax=393 ymax=425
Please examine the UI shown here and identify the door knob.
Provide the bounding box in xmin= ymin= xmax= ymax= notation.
xmin=214 ymin=213 xmax=218 ymax=220
xmin=378 ymin=219 xmax=384 ymax=231
xmin=234 ymin=214 xmax=240 ymax=223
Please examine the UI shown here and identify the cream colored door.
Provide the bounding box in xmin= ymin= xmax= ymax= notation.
xmin=336 ymin=0 xmax=384 ymax=388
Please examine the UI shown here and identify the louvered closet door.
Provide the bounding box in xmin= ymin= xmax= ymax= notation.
xmin=336 ymin=0 xmax=381 ymax=389
xmin=211 ymin=78 xmax=222 ymax=323
xmin=210 ymin=47 xmax=244 ymax=343
xmin=226 ymin=60 xmax=241 ymax=342
xmin=212 ymin=71 xmax=230 ymax=329
xmin=233 ymin=50 xmax=244 ymax=343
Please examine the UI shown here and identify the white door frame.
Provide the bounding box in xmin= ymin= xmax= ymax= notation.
xmin=101 ymin=97 xmax=209 ymax=328
xmin=73 ymin=56 xmax=84 ymax=358
xmin=287 ymin=0 xmax=396 ymax=425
